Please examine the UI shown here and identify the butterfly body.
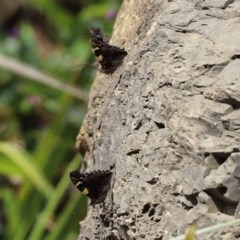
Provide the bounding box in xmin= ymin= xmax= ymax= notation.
xmin=90 ymin=28 xmax=128 ymax=74
xmin=70 ymin=169 xmax=112 ymax=205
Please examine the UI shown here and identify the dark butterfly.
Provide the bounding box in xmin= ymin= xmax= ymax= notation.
xmin=69 ymin=168 xmax=113 ymax=205
xmin=90 ymin=28 xmax=128 ymax=74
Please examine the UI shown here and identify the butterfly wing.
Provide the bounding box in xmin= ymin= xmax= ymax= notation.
xmin=69 ymin=170 xmax=86 ymax=192
xmin=70 ymin=169 xmax=112 ymax=205
xmin=83 ymin=170 xmax=112 ymax=205
xmin=90 ymin=28 xmax=127 ymax=74
xmin=99 ymin=45 xmax=128 ymax=74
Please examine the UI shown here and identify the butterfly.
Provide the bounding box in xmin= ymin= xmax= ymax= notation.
xmin=90 ymin=28 xmax=128 ymax=74
xmin=69 ymin=168 xmax=113 ymax=205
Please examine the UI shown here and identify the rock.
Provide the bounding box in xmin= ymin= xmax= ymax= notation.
xmin=77 ymin=0 xmax=240 ymax=239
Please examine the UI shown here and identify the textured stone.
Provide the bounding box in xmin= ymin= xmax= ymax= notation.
xmin=76 ymin=0 xmax=240 ymax=239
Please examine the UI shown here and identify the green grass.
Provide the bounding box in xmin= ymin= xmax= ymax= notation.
xmin=0 ymin=1 xmax=123 ymax=239
xmin=0 ymin=93 xmax=88 ymax=239
xmin=171 ymin=218 xmax=240 ymax=240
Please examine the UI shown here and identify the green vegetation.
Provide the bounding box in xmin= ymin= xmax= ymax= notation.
xmin=0 ymin=0 xmax=121 ymax=239
xmin=171 ymin=219 xmax=240 ymax=240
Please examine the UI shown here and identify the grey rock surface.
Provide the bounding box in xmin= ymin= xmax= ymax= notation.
xmin=76 ymin=0 xmax=240 ymax=239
